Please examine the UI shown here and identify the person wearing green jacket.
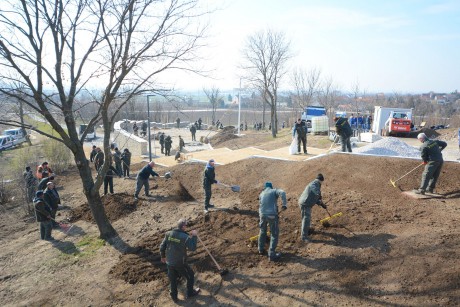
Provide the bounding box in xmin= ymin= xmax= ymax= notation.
xmin=298 ymin=174 xmax=327 ymax=243
xmin=414 ymin=133 xmax=447 ymax=195
xmin=160 ymin=219 xmax=200 ymax=303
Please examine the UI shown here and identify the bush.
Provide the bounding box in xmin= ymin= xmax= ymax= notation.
xmin=42 ymin=139 xmax=73 ymax=173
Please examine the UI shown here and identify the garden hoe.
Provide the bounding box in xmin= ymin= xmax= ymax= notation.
xmin=197 ymin=235 xmax=229 ymax=276
xmin=390 ymin=163 xmax=423 ymax=188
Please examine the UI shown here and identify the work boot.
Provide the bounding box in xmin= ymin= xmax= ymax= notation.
xmin=258 ymin=250 xmax=266 ymax=255
xmin=134 ymin=194 xmax=139 ymax=200
xmin=413 ymin=189 xmax=425 ymax=195
xmin=427 ymin=189 xmax=434 ymax=194
xmin=207 ymin=204 xmax=215 ymax=208
xmin=169 ymin=293 xmax=178 ymax=303
xmin=269 ymin=252 xmax=281 ymax=262
xmin=187 ymin=288 xmax=200 ymax=299
xmin=302 ymin=237 xmax=310 ymax=243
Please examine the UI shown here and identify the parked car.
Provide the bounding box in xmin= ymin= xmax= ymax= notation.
xmin=0 ymin=135 xmax=15 ymax=151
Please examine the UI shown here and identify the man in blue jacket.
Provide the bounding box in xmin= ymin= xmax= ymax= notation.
xmin=258 ymin=182 xmax=287 ymax=262
xmin=134 ymin=161 xmax=159 ymax=199
xmin=298 ymin=174 xmax=327 ymax=243
xmin=160 ymin=219 xmax=200 ymax=302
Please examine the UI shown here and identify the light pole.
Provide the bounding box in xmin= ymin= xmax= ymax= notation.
xmin=147 ymin=95 xmax=155 ymax=161
xmin=234 ymin=78 xmax=243 ymax=135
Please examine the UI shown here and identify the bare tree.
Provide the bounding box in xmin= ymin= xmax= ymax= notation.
xmin=241 ymin=29 xmax=291 ymax=137
xmin=203 ymin=86 xmax=222 ymax=124
xmin=291 ymin=67 xmax=322 ymax=109
xmin=318 ymin=76 xmax=340 ymax=122
xmin=0 ymin=0 xmax=208 ymax=239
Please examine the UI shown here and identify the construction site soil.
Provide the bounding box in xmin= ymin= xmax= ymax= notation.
xmin=1 ymin=129 xmax=460 ymax=306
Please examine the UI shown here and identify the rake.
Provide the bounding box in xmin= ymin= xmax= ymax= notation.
xmin=390 ymin=163 xmax=424 ymax=188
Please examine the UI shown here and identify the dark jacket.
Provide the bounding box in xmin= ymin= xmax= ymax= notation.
xmin=190 ymin=125 xmax=196 ymax=133
xmin=259 ymin=187 xmax=287 ymax=216
xmin=335 ymin=117 xmax=353 ymax=138
xmin=164 ymin=136 xmax=172 ymax=149
xmin=159 ymin=134 xmax=165 ymax=145
xmin=90 ymin=148 xmax=97 ymax=162
xmin=137 ymin=164 xmax=159 ymax=180
xmin=420 ymin=139 xmax=447 ymax=162
xmin=94 ymin=151 xmax=104 ymax=170
xmin=44 ymin=188 xmax=61 ymax=211
xmin=121 ymin=151 xmax=131 ymax=166
xmin=298 ymin=179 xmax=322 ymax=208
xmin=34 ymin=197 xmax=52 ymax=222
xmin=113 ymin=150 xmax=122 ymax=163
xmin=293 ymin=121 xmax=307 ymax=138
xmin=160 ymin=229 xmax=197 ymax=267
xmin=202 ymin=163 xmax=217 ymax=187
xmin=23 ymin=170 xmax=37 ymax=188
xmin=38 ymin=177 xmax=52 ymax=191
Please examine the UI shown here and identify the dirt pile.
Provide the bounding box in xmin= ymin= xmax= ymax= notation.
xmin=209 ymin=126 xmax=239 ymax=146
xmin=109 ymin=155 xmax=460 ymax=304
xmin=68 ymin=193 xmax=137 ymax=223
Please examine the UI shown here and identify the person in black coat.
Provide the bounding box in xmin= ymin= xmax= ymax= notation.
xmin=34 ymin=190 xmax=53 ymax=240
xmin=121 ymin=148 xmax=132 ymax=178
xmin=203 ymin=159 xmax=218 ymax=211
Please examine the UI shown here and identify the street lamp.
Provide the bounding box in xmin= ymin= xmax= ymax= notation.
xmin=234 ymin=78 xmax=243 ymax=135
xmin=146 ymin=95 xmax=156 ymax=161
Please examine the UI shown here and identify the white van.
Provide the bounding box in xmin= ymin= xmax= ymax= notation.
xmin=0 ymin=135 xmax=15 ymax=151
xmin=3 ymin=128 xmax=28 ymax=143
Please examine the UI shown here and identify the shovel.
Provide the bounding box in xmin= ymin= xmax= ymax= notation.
xmin=218 ymin=182 xmax=240 ymax=192
xmin=161 ymin=172 xmax=172 ymax=179
xmin=320 ymin=210 xmax=343 ymax=227
xmin=197 ymin=234 xmax=229 ymax=276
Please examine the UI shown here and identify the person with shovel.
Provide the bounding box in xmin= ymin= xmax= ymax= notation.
xmin=414 ymin=133 xmax=447 ymax=195
xmin=134 ymin=161 xmax=160 ymax=200
xmin=258 ymin=182 xmax=287 ymax=262
xmin=298 ymin=174 xmax=327 ymax=243
xmin=203 ymin=159 xmax=218 ymax=212
xmin=160 ymin=219 xmax=200 ymax=302
xmin=44 ymin=181 xmax=61 ymax=228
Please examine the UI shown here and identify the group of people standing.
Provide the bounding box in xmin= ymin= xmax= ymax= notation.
xmin=348 ymin=113 xmax=373 ymax=131
xmin=23 ymin=162 xmax=61 ymax=241
xmin=89 ymin=145 xmax=132 ymax=195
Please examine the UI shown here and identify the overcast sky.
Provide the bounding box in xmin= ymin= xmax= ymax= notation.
xmin=168 ymin=0 xmax=460 ymax=94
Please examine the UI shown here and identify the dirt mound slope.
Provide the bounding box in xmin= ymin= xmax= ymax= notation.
xmin=110 ymin=154 xmax=460 ymax=304
xmin=68 ymin=192 xmax=138 ymax=223
xmin=209 ymin=127 xmax=239 ymax=146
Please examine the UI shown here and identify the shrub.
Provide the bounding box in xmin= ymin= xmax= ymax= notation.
xmin=42 ymin=139 xmax=73 ymax=173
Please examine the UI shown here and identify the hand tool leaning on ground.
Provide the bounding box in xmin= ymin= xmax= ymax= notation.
xmin=217 ymin=181 xmax=240 ymax=192
xmin=319 ymin=204 xmax=343 ymax=227
xmin=197 ymin=234 xmax=229 ymax=276
xmin=52 ymin=217 xmax=74 ymax=234
xmin=327 ymin=134 xmax=339 ymax=153
xmin=389 ymin=163 xmax=424 ymax=188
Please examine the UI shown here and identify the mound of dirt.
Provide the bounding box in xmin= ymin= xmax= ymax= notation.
xmin=408 ymin=127 xmax=440 ymax=138
xmin=209 ymin=127 xmax=239 ymax=146
xmin=111 ymin=154 xmax=460 ymax=306
xmin=68 ymin=192 xmax=137 ymax=223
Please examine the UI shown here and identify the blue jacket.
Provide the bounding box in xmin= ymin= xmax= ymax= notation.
xmin=137 ymin=164 xmax=159 ymax=180
xmin=259 ymin=187 xmax=287 ymax=216
xmin=160 ymin=229 xmax=197 ymax=267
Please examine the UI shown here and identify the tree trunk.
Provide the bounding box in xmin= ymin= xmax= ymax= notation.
xmin=74 ymin=147 xmax=117 ymax=239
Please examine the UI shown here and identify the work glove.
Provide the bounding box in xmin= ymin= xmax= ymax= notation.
xmin=281 ymin=206 xmax=287 ymax=211
xmin=215 ymin=180 xmax=220 ymax=184
xmin=422 ymin=161 xmax=427 ymax=165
